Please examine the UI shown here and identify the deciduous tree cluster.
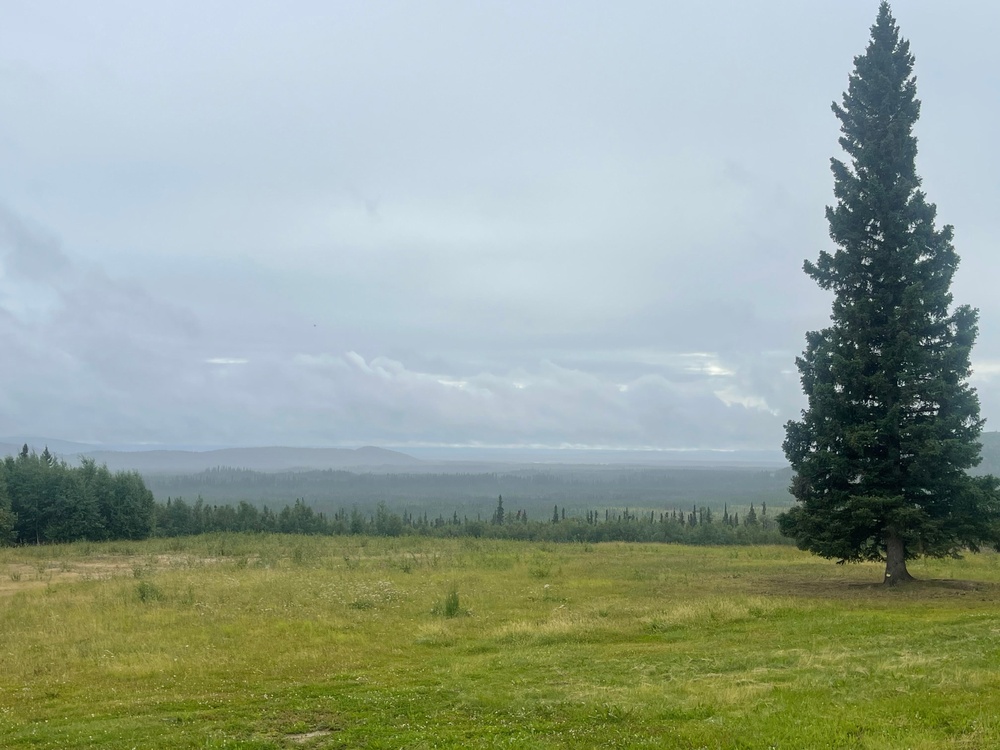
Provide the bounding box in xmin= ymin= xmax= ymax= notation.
xmin=0 ymin=446 xmax=155 ymax=544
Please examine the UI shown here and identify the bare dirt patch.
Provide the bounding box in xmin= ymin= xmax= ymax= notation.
xmin=0 ymin=554 xmax=224 ymax=597
xmin=285 ymin=730 xmax=334 ymax=744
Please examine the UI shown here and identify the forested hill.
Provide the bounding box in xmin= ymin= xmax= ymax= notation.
xmin=5 ymin=434 xmax=999 ymax=475
xmin=146 ymin=464 xmax=794 ymax=520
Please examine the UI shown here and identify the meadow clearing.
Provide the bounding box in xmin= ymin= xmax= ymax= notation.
xmin=2 ymin=534 xmax=1000 ymax=748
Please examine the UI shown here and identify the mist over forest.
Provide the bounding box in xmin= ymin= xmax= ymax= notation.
xmin=1 ymin=438 xmax=795 ymax=519
xmin=144 ymin=464 xmax=795 ymax=521
xmin=4 ymin=433 xmax=999 ymax=525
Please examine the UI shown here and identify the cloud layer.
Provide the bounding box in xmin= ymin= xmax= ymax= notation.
xmin=1 ymin=2 xmax=999 ymax=449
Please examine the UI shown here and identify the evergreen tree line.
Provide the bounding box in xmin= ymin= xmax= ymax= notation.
xmin=0 ymin=446 xmax=156 ymax=544
xmin=145 ymin=464 xmax=792 ymax=518
xmin=0 ymin=449 xmax=789 ymax=547
xmin=152 ymin=494 xmax=790 ymax=546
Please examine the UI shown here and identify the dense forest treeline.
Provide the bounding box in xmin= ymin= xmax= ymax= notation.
xmin=154 ymin=495 xmax=791 ymax=545
xmin=7 ymin=433 xmax=1000 ymax=545
xmin=0 ymin=446 xmax=156 ymax=544
xmin=145 ymin=464 xmax=794 ymax=521
xmin=0 ymin=446 xmax=789 ymax=546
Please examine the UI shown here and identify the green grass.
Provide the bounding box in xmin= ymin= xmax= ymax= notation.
xmin=2 ymin=535 xmax=1000 ymax=748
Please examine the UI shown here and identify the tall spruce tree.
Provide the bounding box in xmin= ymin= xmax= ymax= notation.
xmin=781 ymin=2 xmax=1000 ymax=585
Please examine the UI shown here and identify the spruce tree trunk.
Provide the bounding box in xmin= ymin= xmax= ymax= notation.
xmin=884 ymin=532 xmax=915 ymax=586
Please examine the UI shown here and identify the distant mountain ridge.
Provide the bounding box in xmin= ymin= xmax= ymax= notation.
xmin=4 ymin=432 xmax=1000 ymax=475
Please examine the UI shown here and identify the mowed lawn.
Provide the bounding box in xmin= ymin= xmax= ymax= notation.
xmin=2 ymin=535 xmax=1000 ymax=748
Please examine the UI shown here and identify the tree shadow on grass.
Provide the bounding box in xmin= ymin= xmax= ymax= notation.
xmin=757 ymin=574 xmax=1000 ymax=602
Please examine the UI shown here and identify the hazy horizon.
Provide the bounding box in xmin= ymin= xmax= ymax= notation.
xmin=1 ymin=435 xmax=788 ymax=466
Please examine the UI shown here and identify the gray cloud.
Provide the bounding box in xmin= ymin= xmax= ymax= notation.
xmin=1 ymin=2 xmax=998 ymax=449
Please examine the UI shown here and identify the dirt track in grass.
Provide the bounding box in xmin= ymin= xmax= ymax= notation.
xmin=0 ymin=554 xmax=224 ymax=597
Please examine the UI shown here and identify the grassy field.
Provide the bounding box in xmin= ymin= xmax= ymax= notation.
xmin=2 ymin=535 xmax=1000 ymax=748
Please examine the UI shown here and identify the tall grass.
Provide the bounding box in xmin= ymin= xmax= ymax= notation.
xmin=1 ymin=535 xmax=999 ymax=748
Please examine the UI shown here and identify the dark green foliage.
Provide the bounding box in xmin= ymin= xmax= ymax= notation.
xmin=0 ymin=450 xmax=156 ymax=544
xmin=373 ymin=501 xmax=404 ymax=536
xmin=106 ymin=467 xmax=157 ymax=539
xmin=43 ymin=464 xmax=103 ymax=543
xmin=4 ymin=452 xmax=46 ymax=544
xmin=781 ymin=3 xmax=1000 ymax=576
xmin=148 ymin=495 xmax=788 ymax=546
xmin=278 ymin=498 xmax=328 ymax=535
xmin=0 ymin=468 xmax=15 ymax=545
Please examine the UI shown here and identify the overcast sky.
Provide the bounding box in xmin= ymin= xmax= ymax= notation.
xmin=2 ymin=1 xmax=998 ymax=452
